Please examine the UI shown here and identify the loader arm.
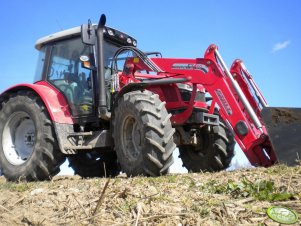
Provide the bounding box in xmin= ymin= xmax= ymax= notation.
xmin=230 ymin=59 xmax=268 ymax=115
xmin=150 ymin=45 xmax=277 ymax=167
xmin=116 ymin=44 xmax=301 ymax=167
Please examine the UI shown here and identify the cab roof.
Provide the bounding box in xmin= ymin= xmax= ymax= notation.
xmin=35 ymin=26 xmax=81 ymax=50
xmin=35 ymin=25 xmax=137 ymax=50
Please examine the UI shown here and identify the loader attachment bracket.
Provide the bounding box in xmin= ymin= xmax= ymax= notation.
xmin=261 ymin=107 xmax=301 ymax=166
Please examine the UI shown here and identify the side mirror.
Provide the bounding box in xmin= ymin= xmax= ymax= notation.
xmin=81 ymin=19 xmax=96 ymax=45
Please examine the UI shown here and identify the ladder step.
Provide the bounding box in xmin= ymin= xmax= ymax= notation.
xmin=68 ymin=131 xmax=93 ymax=136
xmin=64 ymin=145 xmax=93 ymax=150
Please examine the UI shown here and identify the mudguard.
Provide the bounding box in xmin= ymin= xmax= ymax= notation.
xmin=0 ymin=81 xmax=74 ymax=124
xmin=262 ymin=107 xmax=301 ymax=166
xmin=0 ymin=81 xmax=75 ymax=154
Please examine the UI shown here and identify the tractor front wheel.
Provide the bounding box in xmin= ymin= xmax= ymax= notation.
xmin=112 ymin=90 xmax=176 ymax=176
xmin=0 ymin=91 xmax=65 ymax=181
xmin=179 ymin=122 xmax=235 ymax=172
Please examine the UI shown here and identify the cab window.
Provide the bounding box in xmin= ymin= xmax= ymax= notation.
xmin=33 ymin=46 xmax=47 ymax=83
xmin=47 ymin=38 xmax=94 ymax=117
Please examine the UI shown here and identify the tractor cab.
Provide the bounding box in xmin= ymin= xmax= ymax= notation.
xmin=34 ymin=25 xmax=137 ymax=118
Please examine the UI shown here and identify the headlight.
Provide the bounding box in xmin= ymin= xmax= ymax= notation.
xmin=108 ymin=29 xmax=114 ymax=36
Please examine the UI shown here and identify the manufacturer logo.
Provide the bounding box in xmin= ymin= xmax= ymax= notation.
xmin=172 ymin=63 xmax=208 ymax=73
xmin=215 ymin=89 xmax=232 ymax=115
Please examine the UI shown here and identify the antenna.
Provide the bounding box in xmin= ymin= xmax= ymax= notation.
xmin=56 ymin=19 xmax=63 ymax=31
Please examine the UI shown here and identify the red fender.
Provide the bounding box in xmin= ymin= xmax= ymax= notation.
xmin=0 ymin=81 xmax=74 ymax=124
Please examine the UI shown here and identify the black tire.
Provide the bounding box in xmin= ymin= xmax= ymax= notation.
xmin=68 ymin=151 xmax=120 ymax=178
xmin=0 ymin=91 xmax=65 ymax=181
xmin=179 ymin=121 xmax=235 ymax=172
xmin=112 ymin=90 xmax=176 ymax=176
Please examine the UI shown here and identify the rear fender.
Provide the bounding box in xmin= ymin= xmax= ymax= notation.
xmin=0 ymin=82 xmax=75 ymax=154
xmin=0 ymin=81 xmax=73 ymax=124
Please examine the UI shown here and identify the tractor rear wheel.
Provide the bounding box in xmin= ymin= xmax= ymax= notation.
xmin=179 ymin=122 xmax=235 ymax=172
xmin=0 ymin=91 xmax=65 ymax=181
xmin=68 ymin=151 xmax=120 ymax=178
xmin=112 ymin=90 xmax=176 ymax=176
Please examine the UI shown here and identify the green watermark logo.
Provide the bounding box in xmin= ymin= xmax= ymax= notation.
xmin=267 ymin=206 xmax=299 ymax=224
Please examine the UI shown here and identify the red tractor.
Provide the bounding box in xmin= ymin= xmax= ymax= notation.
xmin=0 ymin=15 xmax=300 ymax=181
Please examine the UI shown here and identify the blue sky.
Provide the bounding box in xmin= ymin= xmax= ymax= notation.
xmin=0 ymin=1 xmax=300 ymax=174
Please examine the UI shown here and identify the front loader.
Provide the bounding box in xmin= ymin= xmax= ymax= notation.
xmin=0 ymin=14 xmax=300 ymax=181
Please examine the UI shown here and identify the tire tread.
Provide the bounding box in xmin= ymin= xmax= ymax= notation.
xmin=112 ymin=90 xmax=176 ymax=177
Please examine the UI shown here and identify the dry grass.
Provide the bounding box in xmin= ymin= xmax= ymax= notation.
xmin=0 ymin=164 xmax=300 ymax=226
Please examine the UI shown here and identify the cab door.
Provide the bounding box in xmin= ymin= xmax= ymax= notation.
xmin=46 ymin=37 xmax=95 ymax=117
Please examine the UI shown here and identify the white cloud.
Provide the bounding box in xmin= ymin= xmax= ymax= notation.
xmin=272 ymin=40 xmax=290 ymax=53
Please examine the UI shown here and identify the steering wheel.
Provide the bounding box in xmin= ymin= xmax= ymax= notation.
xmin=48 ymin=67 xmax=55 ymax=78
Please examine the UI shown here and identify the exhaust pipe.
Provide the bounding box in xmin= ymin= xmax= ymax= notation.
xmin=96 ymin=14 xmax=110 ymax=120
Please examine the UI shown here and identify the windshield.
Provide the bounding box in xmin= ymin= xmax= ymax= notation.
xmin=104 ymin=41 xmax=119 ymax=68
xmin=104 ymin=41 xmax=138 ymax=72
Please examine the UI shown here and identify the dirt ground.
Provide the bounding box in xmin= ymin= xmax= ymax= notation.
xmin=0 ymin=165 xmax=300 ymax=226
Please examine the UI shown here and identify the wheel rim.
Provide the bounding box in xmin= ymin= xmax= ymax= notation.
xmin=121 ymin=115 xmax=141 ymax=162
xmin=2 ymin=111 xmax=36 ymax=165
